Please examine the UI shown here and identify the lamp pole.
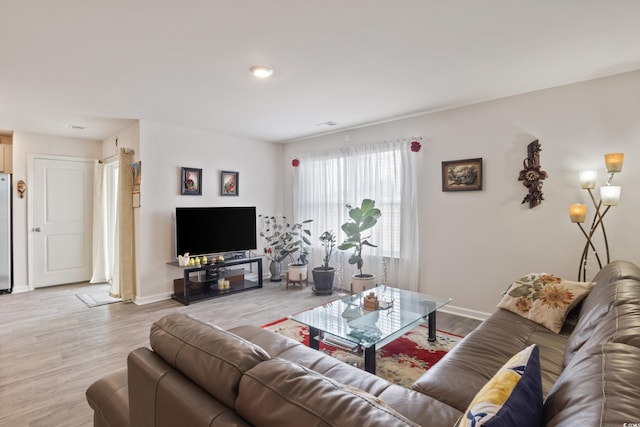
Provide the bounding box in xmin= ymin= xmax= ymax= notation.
xmin=570 ymin=153 xmax=623 ymax=281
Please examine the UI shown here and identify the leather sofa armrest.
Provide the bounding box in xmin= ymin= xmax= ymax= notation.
xmin=128 ymin=347 xmax=250 ymax=427
xmin=86 ymin=367 xmax=130 ymax=427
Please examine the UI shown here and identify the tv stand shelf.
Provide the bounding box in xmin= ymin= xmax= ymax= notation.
xmin=168 ymin=257 xmax=263 ymax=305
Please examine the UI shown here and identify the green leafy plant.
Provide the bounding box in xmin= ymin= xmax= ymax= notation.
xmin=259 ymin=215 xmax=313 ymax=264
xmin=338 ymin=199 xmax=381 ymax=276
xmin=318 ymin=230 xmax=337 ymax=268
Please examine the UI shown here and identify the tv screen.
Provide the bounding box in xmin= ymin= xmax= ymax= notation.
xmin=175 ymin=207 xmax=257 ymax=257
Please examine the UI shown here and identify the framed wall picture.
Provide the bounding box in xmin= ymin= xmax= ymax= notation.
xmin=221 ymin=171 xmax=239 ymax=196
xmin=442 ymin=158 xmax=483 ymax=191
xmin=181 ymin=167 xmax=202 ymax=195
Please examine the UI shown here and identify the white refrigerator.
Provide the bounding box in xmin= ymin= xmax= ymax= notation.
xmin=0 ymin=174 xmax=11 ymax=292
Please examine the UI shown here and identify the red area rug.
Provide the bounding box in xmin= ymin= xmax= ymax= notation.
xmin=262 ymin=317 xmax=462 ymax=387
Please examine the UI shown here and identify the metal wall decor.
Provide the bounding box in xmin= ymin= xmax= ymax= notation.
xmin=518 ymin=140 xmax=548 ymax=208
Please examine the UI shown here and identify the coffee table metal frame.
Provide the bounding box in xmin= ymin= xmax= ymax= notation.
xmin=289 ymin=286 xmax=452 ymax=374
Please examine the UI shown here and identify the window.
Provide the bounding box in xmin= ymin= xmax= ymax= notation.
xmin=293 ymin=139 xmax=421 ymax=289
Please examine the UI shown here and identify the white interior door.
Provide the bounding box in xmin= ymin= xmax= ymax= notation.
xmin=31 ymin=156 xmax=94 ymax=288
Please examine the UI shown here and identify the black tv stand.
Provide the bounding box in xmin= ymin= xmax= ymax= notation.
xmin=168 ymin=257 xmax=263 ymax=305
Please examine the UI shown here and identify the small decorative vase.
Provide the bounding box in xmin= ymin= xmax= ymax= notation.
xmin=269 ymin=261 xmax=282 ymax=282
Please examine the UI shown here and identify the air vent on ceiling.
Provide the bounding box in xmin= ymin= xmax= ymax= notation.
xmin=68 ymin=125 xmax=87 ymax=130
xmin=316 ymin=121 xmax=339 ymax=127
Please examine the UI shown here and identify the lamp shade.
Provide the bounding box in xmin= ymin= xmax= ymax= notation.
xmin=568 ymin=204 xmax=587 ymax=223
xmin=604 ymin=153 xmax=624 ymax=173
xmin=601 ymin=186 xmax=621 ymax=206
xmin=579 ymin=171 xmax=597 ymax=189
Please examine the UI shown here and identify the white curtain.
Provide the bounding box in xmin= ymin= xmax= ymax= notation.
xmin=293 ymin=138 xmax=422 ymax=291
xmin=90 ymin=161 xmax=108 ymax=283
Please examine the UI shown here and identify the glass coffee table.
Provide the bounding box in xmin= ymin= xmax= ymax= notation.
xmin=289 ymin=285 xmax=452 ymax=374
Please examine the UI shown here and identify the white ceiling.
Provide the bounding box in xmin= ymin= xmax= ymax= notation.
xmin=1 ymin=0 xmax=640 ymax=142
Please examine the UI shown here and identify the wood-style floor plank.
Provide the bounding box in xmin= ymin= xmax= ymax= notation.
xmin=0 ymin=281 xmax=481 ymax=427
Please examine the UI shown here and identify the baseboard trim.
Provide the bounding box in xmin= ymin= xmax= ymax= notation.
xmin=134 ymin=292 xmax=173 ymax=305
xmin=440 ymin=304 xmax=491 ymax=321
xmin=11 ymin=284 xmax=30 ymax=293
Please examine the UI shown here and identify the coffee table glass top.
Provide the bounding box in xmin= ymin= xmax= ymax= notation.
xmin=289 ymin=286 xmax=452 ymax=349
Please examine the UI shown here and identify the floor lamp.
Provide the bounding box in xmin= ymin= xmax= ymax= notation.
xmin=569 ymin=153 xmax=623 ymax=282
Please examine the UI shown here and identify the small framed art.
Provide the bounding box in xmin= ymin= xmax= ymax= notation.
xmin=442 ymin=158 xmax=483 ymax=191
xmin=221 ymin=171 xmax=239 ymax=196
xmin=181 ymin=167 xmax=202 ymax=195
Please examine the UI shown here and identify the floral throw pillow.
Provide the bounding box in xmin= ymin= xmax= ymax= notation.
xmin=497 ymin=273 xmax=594 ymax=333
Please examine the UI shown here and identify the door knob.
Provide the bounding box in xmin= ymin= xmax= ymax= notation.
xmin=33 ymin=227 xmax=41 ymax=232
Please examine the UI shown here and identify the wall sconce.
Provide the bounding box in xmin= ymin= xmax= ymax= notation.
xmin=569 ymin=153 xmax=623 ymax=281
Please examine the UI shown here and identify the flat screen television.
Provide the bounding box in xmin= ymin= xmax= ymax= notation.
xmin=175 ymin=207 xmax=257 ymax=257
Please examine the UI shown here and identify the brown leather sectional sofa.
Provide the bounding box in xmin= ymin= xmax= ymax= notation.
xmin=86 ymin=260 xmax=640 ymax=426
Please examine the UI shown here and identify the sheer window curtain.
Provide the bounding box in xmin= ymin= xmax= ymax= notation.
xmin=293 ymin=139 xmax=421 ymax=291
xmin=91 ymin=160 xmax=119 ymax=285
xmin=90 ymin=161 xmax=108 ymax=283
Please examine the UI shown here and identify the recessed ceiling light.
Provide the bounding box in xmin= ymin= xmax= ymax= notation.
xmin=250 ymin=65 xmax=274 ymax=78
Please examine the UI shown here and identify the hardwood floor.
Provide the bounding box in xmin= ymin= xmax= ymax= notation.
xmin=0 ymin=281 xmax=481 ymax=427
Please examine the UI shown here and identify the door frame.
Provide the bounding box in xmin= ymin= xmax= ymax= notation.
xmin=26 ymin=153 xmax=97 ymax=290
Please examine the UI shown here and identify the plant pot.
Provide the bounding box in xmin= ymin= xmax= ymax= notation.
xmin=350 ymin=273 xmax=376 ymax=294
xmin=287 ymin=263 xmax=308 ymax=281
xmin=312 ymin=267 xmax=335 ymax=295
xmin=269 ymin=261 xmax=282 ymax=282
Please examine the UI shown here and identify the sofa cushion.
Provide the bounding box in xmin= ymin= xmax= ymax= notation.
xmin=236 ymin=357 xmax=420 ymax=427
xmin=231 ymin=324 xmax=462 ymax=426
xmin=497 ymin=273 xmax=594 ymax=333
xmin=230 ymin=324 xmax=396 ymax=394
xmin=128 ymin=348 xmax=252 ymax=427
xmin=86 ymin=368 xmax=130 ymax=427
xmin=543 ymin=342 xmax=640 ymax=427
xmin=412 ymin=309 xmax=565 ymax=411
xmin=150 ymin=313 xmax=270 ymax=409
xmin=579 ymin=302 xmax=640 ymax=349
xmin=564 ymin=261 xmax=640 ymax=365
xmin=459 ymin=344 xmax=542 ymax=427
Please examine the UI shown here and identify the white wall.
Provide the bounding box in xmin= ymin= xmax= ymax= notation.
xmin=11 ymin=132 xmax=102 ymax=292
xmin=283 ymin=70 xmax=640 ymax=316
xmin=101 ymin=121 xmax=140 ymax=159
xmin=134 ymin=121 xmax=282 ymax=303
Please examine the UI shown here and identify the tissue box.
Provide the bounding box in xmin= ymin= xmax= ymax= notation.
xmin=363 ymin=292 xmax=379 ymax=311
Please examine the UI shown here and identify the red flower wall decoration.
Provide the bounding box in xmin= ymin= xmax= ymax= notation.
xmin=410 ymin=140 xmax=422 ymax=152
xmin=291 ymin=158 xmax=300 ymax=167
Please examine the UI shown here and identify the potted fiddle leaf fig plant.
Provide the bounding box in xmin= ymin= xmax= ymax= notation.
xmin=312 ymin=230 xmax=336 ymax=295
xmin=338 ymin=199 xmax=381 ymax=293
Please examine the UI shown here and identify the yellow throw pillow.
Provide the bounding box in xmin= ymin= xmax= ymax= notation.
xmin=459 ymin=344 xmax=542 ymax=427
xmin=497 ymin=273 xmax=594 ymax=333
